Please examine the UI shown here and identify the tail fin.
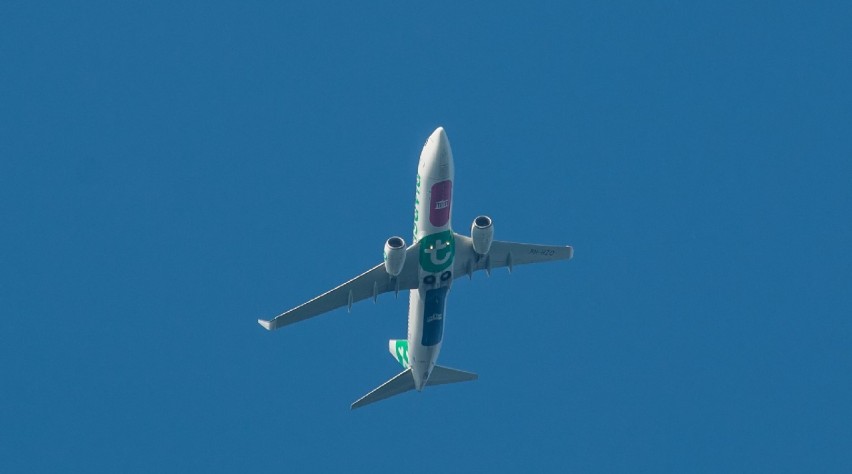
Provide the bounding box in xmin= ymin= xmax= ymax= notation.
xmin=388 ymin=339 xmax=410 ymax=369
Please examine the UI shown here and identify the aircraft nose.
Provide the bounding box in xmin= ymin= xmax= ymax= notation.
xmin=429 ymin=126 xmax=452 ymax=165
xmin=431 ymin=126 xmax=449 ymax=149
xmin=419 ymin=126 xmax=454 ymax=180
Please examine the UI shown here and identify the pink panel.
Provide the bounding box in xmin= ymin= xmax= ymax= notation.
xmin=429 ymin=180 xmax=452 ymax=227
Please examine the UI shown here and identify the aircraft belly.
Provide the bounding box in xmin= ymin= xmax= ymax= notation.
xmin=408 ymin=125 xmax=457 ymax=390
xmin=407 ymin=278 xmax=451 ymax=389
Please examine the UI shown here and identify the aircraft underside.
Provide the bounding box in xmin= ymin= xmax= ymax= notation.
xmin=258 ymin=127 xmax=573 ymax=409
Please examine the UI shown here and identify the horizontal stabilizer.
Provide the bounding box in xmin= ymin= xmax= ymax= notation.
xmin=351 ymin=365 xmax=477 ymax=410
xmin=426 ymin=365 xmax=478 ymax=386
xmin=351 ymin=369 xmax=415 ymax=410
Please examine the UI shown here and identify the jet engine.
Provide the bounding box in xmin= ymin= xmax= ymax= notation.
xmin=383 ymin=236 xmax=407 ymax=276
xmin=470 ymin=215 xmax=493 ymax=255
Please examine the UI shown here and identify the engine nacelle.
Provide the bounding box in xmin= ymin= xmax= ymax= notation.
xmin=383 ymin=236 xmax=407 ymax=276
xmin=471 ymin=215 xmax=494 ymax=255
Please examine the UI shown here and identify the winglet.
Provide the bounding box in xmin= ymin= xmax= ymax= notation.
xmin=258 ymin=319 xmax=273 ymax=330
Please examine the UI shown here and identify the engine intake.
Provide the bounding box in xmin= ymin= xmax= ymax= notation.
xmin=383 ymin=236 xmax=407 ymax=276
xmin=471 ymin=215 xmax=494 ymax=255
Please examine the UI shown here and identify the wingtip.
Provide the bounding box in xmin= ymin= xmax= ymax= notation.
xmin=258 ymin=319 xmax=273 ymax=330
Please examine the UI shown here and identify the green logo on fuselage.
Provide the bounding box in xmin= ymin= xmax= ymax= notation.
xmin=412 ymin=174 xmax=421 ymax=241
xmin=419 ymin=230 xmax=455 ymax=273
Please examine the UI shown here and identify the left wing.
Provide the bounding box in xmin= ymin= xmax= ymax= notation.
xmin=259 ymin=243 xmax=420 ymax=331
xmin=453 ymin=233 xmax=573 ymax=278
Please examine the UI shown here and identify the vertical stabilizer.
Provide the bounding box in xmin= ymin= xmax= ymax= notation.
xmin=388 ymin=339 xmax=410 ymax=369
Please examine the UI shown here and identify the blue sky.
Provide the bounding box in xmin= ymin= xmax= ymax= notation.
xmin=2 ymin=2 xmax=851 ymax=472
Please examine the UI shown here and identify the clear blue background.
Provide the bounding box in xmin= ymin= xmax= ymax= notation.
xmin=2 ymin=2 xmax=851 ymax=472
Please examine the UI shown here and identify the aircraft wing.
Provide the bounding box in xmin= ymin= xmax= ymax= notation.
xmin=258 ymin=243 xmax=421 ymax=331
xmin=453 ymin=233 xmax=573 ymax=277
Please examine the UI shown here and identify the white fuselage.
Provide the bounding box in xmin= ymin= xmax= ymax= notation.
xmin=408 ymin=127 xmax=455 ymax=391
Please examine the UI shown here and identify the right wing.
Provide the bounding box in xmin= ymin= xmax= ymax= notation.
xmin=453 ymin=233 xmax=573 ymax=277
xmin=258 ymin=243 xmax=420 ymax=331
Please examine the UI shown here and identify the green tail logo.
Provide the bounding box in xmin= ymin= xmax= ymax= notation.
xmin=394 ymin=340 xmax=409 ymax=368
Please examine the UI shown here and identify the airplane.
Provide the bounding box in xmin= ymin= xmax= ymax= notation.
xmin=258 ymin=127 xmax=573 ymax=409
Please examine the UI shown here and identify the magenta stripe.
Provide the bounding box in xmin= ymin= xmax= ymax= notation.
xmin=429 ymin=180 xmax=452 ymax=227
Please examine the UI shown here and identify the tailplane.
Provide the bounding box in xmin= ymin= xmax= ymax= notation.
xmin=351 ymin=364 xmax=477 ymax=410
xmin=351 ymin=368 xmax=415 ymax=410
xmin=426 ymin=365 xmax=478 ymax=386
